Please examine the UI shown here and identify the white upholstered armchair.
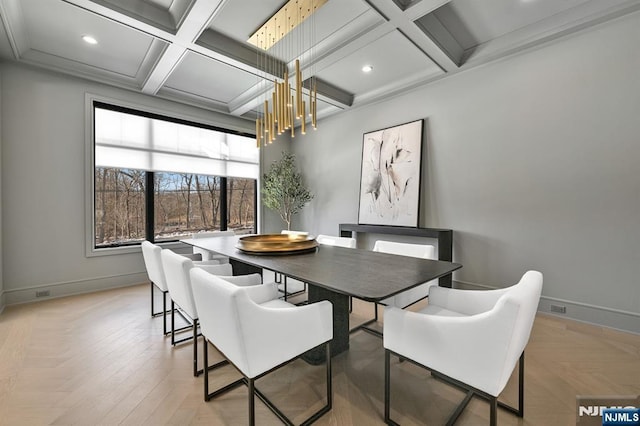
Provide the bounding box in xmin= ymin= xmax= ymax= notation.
xmin=161 ymin=249 xmax=262 ymax=377
xmin=141 ymin=240 xmax=225 ymax=335
xmin=190 ymin=230 xmax=234 ymax=263
xmin=383 ymin=270 xmax=543 ymax=426
xmin=272 ymin=230 xmax=311 ymax=299
xmin=374 ymin=240 xmax=437 ymax=308
xmin=190 ymin=267 xmax=333 ymax=425
xmin=316 ymin=234 xmax=357 ymax=248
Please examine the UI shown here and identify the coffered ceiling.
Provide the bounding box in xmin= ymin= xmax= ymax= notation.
xmin=0 ymin=0 xmax=638 ymax=123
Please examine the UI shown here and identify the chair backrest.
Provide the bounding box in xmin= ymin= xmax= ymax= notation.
xmin=317 ymin=234 xmax=357 ymax=248
xmin=373 ymin=240 xmax=436 ymax=260
xmin=281 ymin=230 xmax=309 ymax=236
xmin=191 ymin=230 xmax=235 ymax=260
xmin=190 ymin=268 xmax=259 ymax=377
xmin=161 ymin=249 xmax=231 ymax=319
xmin=141 ymin=241 xmax=167 ymax=291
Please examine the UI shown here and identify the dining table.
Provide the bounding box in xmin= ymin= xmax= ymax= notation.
xmin=181 ymin=235 xmax=462 ymax=363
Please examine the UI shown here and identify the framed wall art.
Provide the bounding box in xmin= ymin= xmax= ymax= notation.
xmin=357 ymin=119 xmax=424 ymax=227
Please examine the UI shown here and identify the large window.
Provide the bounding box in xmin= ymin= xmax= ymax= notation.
xmin=93 ymin=102 xmax=258 ymax=249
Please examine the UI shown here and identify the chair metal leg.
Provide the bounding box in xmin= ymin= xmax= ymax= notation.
xmin=171 ymin=300 xmax=176 ymax=345
xmin=248 ymin=378 xmax=255 ymax=426
xmin=163 ymin=291 xmax=168 ymax=335
xmin=445 ymin=391 xmax=474 ymax=426
xmin=167 ymin=299 xmax=194 ymax=342
xmin=388 ymin=349 xmax=525 ymax=426
xmin=152 ymin=285 xmax=176 ymax=337
xmin=202 ymin=340 xmax=332 ymax=425
xmin=204 ymin=339 xmax=209 ymax=401
xmin=384 ymin=349 xmax=401 ymax=426
xmin=489 ymin=396 xmax=498 ymax=426
xmin=326 ymin=342 xmax=332 ymax=410
xmin=203 ymin=339 xmax=240 ymax=402
xmin=151 ymin=283 xmax=171 ymax=320
xmin=283 ymin=277 xmax=288 ymax=301
xmin=519 ymin=351 xmax=524 ymax=417
xmin=497 ymin=351 xmax=525 ymax=417
xmin=193 ymin=318 xmax=199 ymax=377
xmin=193 ymin=319 xmax=223 ymax=377
xmin=385 ymin=349 xmax=391 ymax=423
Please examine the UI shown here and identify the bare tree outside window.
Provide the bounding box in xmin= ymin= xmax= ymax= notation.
xmin=95 ymin=167 xmax=146 ymax=247
xmin=95 ymin=168 xmax=256 ymax=248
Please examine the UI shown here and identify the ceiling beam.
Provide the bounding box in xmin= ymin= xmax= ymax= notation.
xmin=363 ymin=0 xmax=459 ymax=72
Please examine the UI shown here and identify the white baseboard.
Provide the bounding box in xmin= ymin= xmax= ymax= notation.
xmin=4 ymin=272 xmax=148 ymax=306
xmin=454 ymin=280 xmax=639 ymax=335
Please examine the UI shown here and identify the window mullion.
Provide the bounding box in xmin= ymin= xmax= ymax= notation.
xmin=146 ymin=171 xmax=155 ymax=242
xmin=220 ymin=177 xmax=228 ymax=231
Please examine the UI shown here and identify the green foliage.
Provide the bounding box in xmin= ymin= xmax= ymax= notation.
xmin=262 ymin=152 xmax=313 ymax=230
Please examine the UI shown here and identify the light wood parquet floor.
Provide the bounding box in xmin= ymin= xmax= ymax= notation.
xmin=0 ymin=283 xmax=638 ymax=425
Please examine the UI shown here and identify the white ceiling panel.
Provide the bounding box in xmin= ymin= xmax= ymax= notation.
xmin=163 ymin=51 xmax=259 ymax=104
xmin=266 ymin=0 xmax=372 ymax=63
xmin=20 ymin=0 xmax=158 ymax=78
xmin=315 ymin=30 xmax=442 ymax=97
xmin=144 ymin=0 xmax=174 ymax=9
xmin=0 ymin=0 xmax=636 ymax=120
xmin=207 ymin=0 xmax=286 ymax=41
xmin=208 ymin=0 xmax=371 ymax=63
xmin=431 ymin=0 xmax=592 ymax=49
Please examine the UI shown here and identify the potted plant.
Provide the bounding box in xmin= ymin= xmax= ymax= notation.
xmin=262 ymin=152 xmax=313 ymax=230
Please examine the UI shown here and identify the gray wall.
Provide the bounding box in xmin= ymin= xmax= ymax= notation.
xmin=0 ymin=62 xmax=253 ymax=304
xmin=0 ymin=68 xmax=3 ymax=312
xmin=293 ymin=12 xmax=640 ymax=331
xmin=259 ymin=138 xmax=293 ymax=234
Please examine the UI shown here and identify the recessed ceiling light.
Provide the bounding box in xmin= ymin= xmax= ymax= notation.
xmin=362 ymin=65 xmax=373 ymax=73
xmin=82 ymin=35 xmax=98 ymax=45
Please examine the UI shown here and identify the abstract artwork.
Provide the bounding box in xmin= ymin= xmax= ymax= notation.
xmin=358 ymin=119 xmax=423 ymax=227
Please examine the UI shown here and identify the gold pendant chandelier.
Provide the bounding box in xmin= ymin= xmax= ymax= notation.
xmin=249 ymin=0 xmax=326 ymax=147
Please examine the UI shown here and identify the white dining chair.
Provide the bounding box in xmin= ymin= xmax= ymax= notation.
xmin=373 ymin=240 xmax=437 ymax=308
xmin=275 ymin=229 xmax=309 ymax=300
xmin=141 ymin=240 xmax=224 ymax=335
xmin=383 ymin=270 xmax=543 ymax=426
xmin=317 ymin=233 xmax=358 ymax=311
xmin=280 ymin=229 xmax=309 ymax=236
xmin=161 ymin=249 xmax=263 ymax=377
xmin=317 ymin=234 xmax=357 ymax=248
xmin=190 ymin=267 xmax=333 ymax=425
xmin=190 ymin=230 xmax=234 ymax=263
xmin=350 ymin=240 xmax=437 ymax=335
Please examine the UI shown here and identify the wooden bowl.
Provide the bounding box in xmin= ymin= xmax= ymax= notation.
xmin=236 ymin=234 xmax=318 ymax=255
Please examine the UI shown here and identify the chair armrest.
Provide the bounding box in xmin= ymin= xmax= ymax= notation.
xmin=196 ymin=263 xmax=233 ymax=276
xmin=383 ymin=302 xmax=519 ymax=396
xmin=242 ymin=282 xmax=279 ymax=304
xmin=218 ymin=273 xmax=262 ymax=287
xmin=428 ymin=285 xmax=510 ymax=315
xmin=240 ymin=300 xmax=333 ymax=377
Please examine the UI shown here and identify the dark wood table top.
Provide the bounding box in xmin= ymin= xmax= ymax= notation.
xmin=181 ymin=236 xmax=462 ymax=302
